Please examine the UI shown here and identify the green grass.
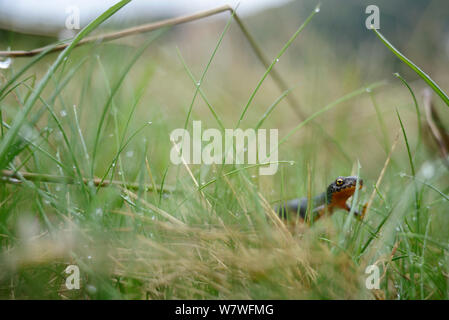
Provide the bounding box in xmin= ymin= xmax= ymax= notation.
xmin=0 ymin=4 xmax=448 ymax=300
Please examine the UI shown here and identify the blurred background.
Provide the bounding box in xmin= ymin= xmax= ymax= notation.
xmin=2 ymin=1 xmax=448 ymax=176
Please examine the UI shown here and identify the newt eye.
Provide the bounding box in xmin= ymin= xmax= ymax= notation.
xmin=336 ymin=178 xmax=344 ymax=186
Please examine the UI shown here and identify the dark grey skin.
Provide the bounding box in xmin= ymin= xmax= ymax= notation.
xmin=275 ymin=176 xmax=363 ymax=221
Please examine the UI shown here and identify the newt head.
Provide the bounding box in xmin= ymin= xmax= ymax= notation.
xmin=326 ymin=176 xmax=363 ymax=209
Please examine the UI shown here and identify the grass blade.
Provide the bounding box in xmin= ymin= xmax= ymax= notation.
xmin=236 ymin=5 xmax=319 ymax=127
xmin=373 ymin=28 xmax=449 ymax=107
xmin=0 ymin=0 xmax=132 ymax=169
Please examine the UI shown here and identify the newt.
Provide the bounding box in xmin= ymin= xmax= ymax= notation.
xmin=275 ymin=176 xmax=364 ymax=223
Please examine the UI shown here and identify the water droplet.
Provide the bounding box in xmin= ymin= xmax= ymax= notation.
xmin=314 ymin=7 xmax=320 ymax=13
xmin=0 ymin=57 xmax=12 ymax=69
xmin=60 ymin=110 xmax=67 ymax=117
xmin=289 ymin=161 xmax=295 ymax=166
xmin=399 ymin=172 xmax=406 ymax=178
xmin=87 ymin=255 xmax=92 ymax=260
xmin=109 ymin=133 xmax=114 ymax=138
xmin=147 ymin=121 xmax=152 ymax=125
xmin=420 ymin=161 xmax=435 ymax=179
xmin=86 ymin=284 xmax=97 ymax=295
xmin=126 ymin=150 xmax=134 ymax=158
xmin=151 ymin=215 xmax=155 ymax=220
xmin=196 ymin=81 xmax=201 ymax=87
xmin=88 ymin=181 xmax=94 ymax=188
xmin=275 ymin=58 xmax=279 ymax=62
xmin=118 ymin=171 xmax=123 ymax=176
xmin=95 ymin=208 xmax=103 ymax=216
xmin=365 ymin=87 xmax=372 ymax=93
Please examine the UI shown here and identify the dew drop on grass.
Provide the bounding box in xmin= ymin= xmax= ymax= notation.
xmin=289 ymin=161 xmax=294 ymax=165
xmin=0 ymin=57 xmax=12 ymax=69
xmin=314 ymin=7 xmax=320 ymax=13
xmin=365 ymin=87 xmax=372 ymax=93
xmin=86 ymin=284 xmax=97 ymax=295
xmin=421 ymin=161 xmax=435 ymax=179
xmin=275 ymin=58 xmax=279 ymax=62
xmin=95 ymin=208 xmax=103 ymax=217
xmin=60 ymin=110 xmax=67 ymax=117
xmin=126 ymin=150 xmax=134 ymax=158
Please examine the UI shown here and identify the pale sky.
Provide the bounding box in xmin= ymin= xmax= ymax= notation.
xmin=0 ymin=0 xmax=294 ymax=36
